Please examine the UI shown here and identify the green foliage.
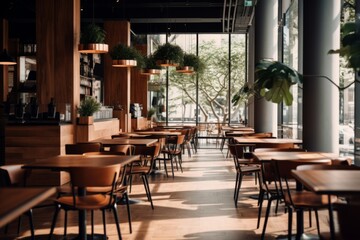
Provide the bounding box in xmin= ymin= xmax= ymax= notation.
xmin=110 ymin=43 xmax=140 ymax=60
xmin=147 ymin=107 xmax=156 ymax=118
xmin=328 ymin=22 xmax=360 ymax=70
xmin=254 ymin=59 xmax=303 ymax=106
xmin=80 ymin=23 xmax=106 ymax=44
xmin=153 ymin=43 xmax=184 ymax=64
xmin=77 ymin=96 xmax=101 ymax=116
xmin=182 ymin=53 xmax=205 ymax=73
xmin=110 ymin=43 xmax=144 ymax=68
xmin=231 ymin=82 xmax=255 ymax=106
xmin=143 ymin=54 xmax=162 ymax=70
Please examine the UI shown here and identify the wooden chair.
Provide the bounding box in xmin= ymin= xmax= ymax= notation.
xmin=228 ymin=144 xmax=261 ymax=207
xmin=159 ymin=135 xmax=185 ymax=178
xmin=127 ymin=143 xmax=161 ymax=209
xmin=83 ymin=152 xmax=133 ymax=233
xmin=109 ymin=144 xmax=135 ymax=155
xmin=65 ymin=142 xmax=102 ymax=154
xmin=0 ymin=165 xmax=35 ymax=238
xmin=49 ymin=165 xmax=123 ymax=239
xmin=260 ymin=159 xmax=335 ymax=240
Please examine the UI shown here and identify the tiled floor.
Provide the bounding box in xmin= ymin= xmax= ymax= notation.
xmin=8 ymin=146 xmax=331 ymax=239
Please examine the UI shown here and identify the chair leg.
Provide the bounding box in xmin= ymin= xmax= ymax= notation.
xmin=261 ymin=197 xmax=274 ymax=240
xmin=309 ymin=209 xmax=312 ymax=227
xmin=49 ymin=204 xmax=61 ymax=240
xmin=112 ymin=204 xmax=122 ymax=240
xmin=102 ymin=209 xmax=107 ymax=237
xmin=315 ymin=209 xmax=321 ymax=237
xmin=234 ymin=172 xmax=239 ymax=200
xmin=123 ymin=192 xmax=132 ymax=233
xmin=63 ymin=210 xmax=68 ymax=237
xmin=27 ymin=209 xmax=35 ymax=240
xmin=142 ymin=175 xmax=154 ymax=209
xmin=235 ymin=174 xmax=243 ymax=207
xmin=257 ymin=190 xmax=265 ymax=229
xmin=91 ymin=210 xmax=94 ymax=238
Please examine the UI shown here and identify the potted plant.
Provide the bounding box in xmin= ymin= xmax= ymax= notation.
xmin=328 ymin=22 xmax=360 ymax=70
xmin=232 ymin=59 xmax=303 ymax=106
xmin=77 ymin=96 xmax=101 ymax=125
xmin=176 ymin=53 xmax=205 ymax=74
xmin=110 ymin=43 xmax=143 ymax=67
xmin=153 ymin=42 xmax=184 ymax=67
xmin=78 ymin=23 xmax=108 ymax=53
xmin=141 ymin=54 xmax=162 ymax=75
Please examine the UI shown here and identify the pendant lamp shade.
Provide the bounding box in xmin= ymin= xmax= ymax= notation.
xmin=0 ymin=49 xmax=17 ymax=65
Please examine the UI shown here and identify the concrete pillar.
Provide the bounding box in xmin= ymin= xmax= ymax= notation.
xmin=254 ymin=0 xmax=278 ymax=135
xmin=302 ymin=0 xmax=340 ymax=152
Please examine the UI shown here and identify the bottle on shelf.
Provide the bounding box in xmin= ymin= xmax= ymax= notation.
xmin=48 ymin=97 xmax=56 ymax=118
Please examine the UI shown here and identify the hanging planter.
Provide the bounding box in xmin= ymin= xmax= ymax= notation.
xmin=141 ymin=54 xmax=162 ymax=75
xmin=78 ymin=23 xmax=108 ymax=54
xmin=176 ymin=53 xmax=205 ymax=74
xmin=153 ymin=43 xmax=184 ymax=67
xmin=110 ymin=43 xmax=143 ymax=68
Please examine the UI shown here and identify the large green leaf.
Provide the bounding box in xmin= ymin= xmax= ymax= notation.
xmin=260 ymin=77 xmax=293 ymax=106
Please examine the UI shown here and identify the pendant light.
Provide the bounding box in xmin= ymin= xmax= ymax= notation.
xmin=78 ymin=0 xmax=108 ymax=54
xmin=0 ymin=49 xmax=17 ymax=65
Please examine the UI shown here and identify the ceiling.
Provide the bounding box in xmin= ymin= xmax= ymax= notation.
xmin=1 ymin=0 xmax=255 ymax=41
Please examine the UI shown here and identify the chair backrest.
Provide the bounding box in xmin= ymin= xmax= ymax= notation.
xmin=111 ymin=134 xmax=131 ymax=139
xmin=272 ymin=159 xmax=332 ymax=206
xmin=109 ymin=144 xmax=135 ymax=155
xmin=134 ymin=144 xmax=158 ymax=170
xmin=0 ymin=164 xmax=27 ymax=187
xmin=244 ymin=132 xmax=273 ymax=138
xmin=65 ymin=142 xmax=102 ymax=154
xmin=70 ymin=165 xmax=119 ymax=188
xmin=273 ymin=159 xmax=332 ymax=180
xmin=331 ymin=157 xmax=352 ymax=166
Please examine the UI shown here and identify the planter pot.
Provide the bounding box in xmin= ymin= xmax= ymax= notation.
xmin=176 ymin=66 xmax=195 ymax=74
xmin=78 ymin=116 xmax=94 ymax=125
xmin=78 ymin=43 xmax=109 ymax=54
xmin=156 ymin=60 xmax=179 ymax=67
xmin=112 ymin=59 xmax=137 ymax=67
xmin=141 ymin=69 xmax=161 ymax=75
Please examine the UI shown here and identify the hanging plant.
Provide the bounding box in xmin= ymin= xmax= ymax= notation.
xmin=176 ymin=53 xmax=205 ymax=74
xmin=79 ymin=23 xmax=108 ymax=53
xmin=141 ymin=54 xmax=162 ymax=75
xmin=110 ymin=43 xmax=143 ymax=67
xmin=153 ymin=43 xmax=184 ymax=67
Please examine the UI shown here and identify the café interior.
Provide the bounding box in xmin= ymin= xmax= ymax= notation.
xmin=0 ymin=0 xmax=359 ymax=239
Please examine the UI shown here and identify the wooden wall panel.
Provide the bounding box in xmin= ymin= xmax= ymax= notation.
xmin=5 ymin=125 xmax=74 ymax=185
xmin=104 ymin=21 xmax=132 ymax=132
xmin=131 ymin=44 xmax=148 ymax=117
xmin=76 ymin=119 xmax=119 ymax=142
xmin=36 ymin=0 xmax=80 ymax=121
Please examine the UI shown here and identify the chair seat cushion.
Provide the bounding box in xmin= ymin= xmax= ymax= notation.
xmin=56 ymin=194 xmax=113 ymax=210
xmin=286 ymin=191 xmax=337 ymax=208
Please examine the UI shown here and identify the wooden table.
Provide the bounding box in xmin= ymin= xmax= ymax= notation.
xmin=224 ymin=131 xmax=255 ymax=136
xmin=292 ymin=169 xmax=360 ymax=195
xmin=292 ymin=169 xmax=360 ymax=240
xmin=23 ymin=154 xmax=138 ymax=239
xmin=134 ymin=131 xmax=181 ymax=136
xmin=253 ymin=151 xmax=338 ymax=162
xmin=234 ymin=137 xmax=302 ymax=146
xmin=0 ymin=187 xmax=56 ymax=228
xmin=93 ymin=138 xmax=158 ymax=147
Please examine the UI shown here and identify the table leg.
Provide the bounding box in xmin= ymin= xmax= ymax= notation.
xmin=78 ymin=187 xmax=87 ymax=240
xmin=295 ymin=181 xmax=304 ymax=240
